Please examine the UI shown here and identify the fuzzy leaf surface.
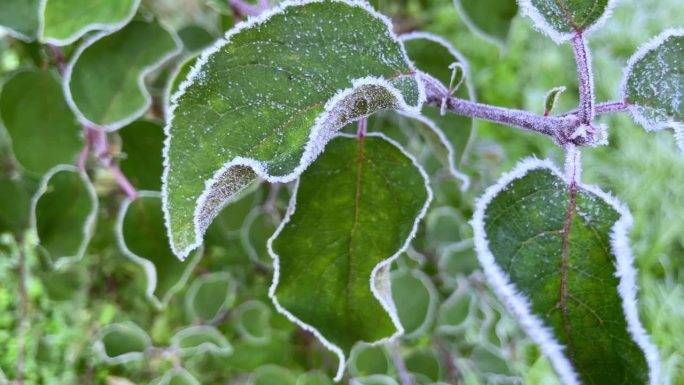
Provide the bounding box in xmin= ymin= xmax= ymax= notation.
xmin=0 ymin=70 xmax=82 ymax=175
xmin=0 ymin=0 xmax=41 ymax=40
xmin=475 ymin=161 xmax=658 ymax=385
xmin=40 ymin=0 xmax=140 ymax=45
xmin=66 ymin=20 xmax=180 ymax=129
xmin=453 ymin=0 xmax=518 ymax=46
xmin=622 ymin=30 xmax=683 ymax=146
xmin=269 ymin=134 xmax=430 ymax=378
xmin=32 ymin=166 xmax=97 ymax=267
xmin=164 ymin=0 xmax=424 ymax=259
xmin=519 ymin=0 xmax=614 ymax=42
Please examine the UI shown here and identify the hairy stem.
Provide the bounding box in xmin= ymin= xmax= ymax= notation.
xmin=559 ymin=100 xmax=631 ymax=118
xmin=572 ymin=32 xmax=594 ymax=123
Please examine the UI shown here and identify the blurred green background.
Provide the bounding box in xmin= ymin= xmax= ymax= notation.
xmin=1 ymin=0 xmax=683 ymax=384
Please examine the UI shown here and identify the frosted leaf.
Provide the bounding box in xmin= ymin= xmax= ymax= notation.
xmin=163 ymin=0 xmax=425 ymax=259
xmin=544 ymin=86 xmax=566 ymax=116
xmin=518 ymin=0 xmax=618 ymax=43
xmin=621 ymin=29 xmax=684 ymax=149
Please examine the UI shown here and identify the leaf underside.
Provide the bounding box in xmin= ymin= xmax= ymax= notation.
xmin=479 ymin=164 xmax=652 ymax=384
xmin=67 ymin=20 xmax=179 ymax=128
xmin=270 ymin=135 xmax=429 ymax=366
xmin=41 ymin=0 xmax=139 ymax=44
xmin=623 ymin=31 xmax=684 ymax=133
xmin=0 ymin=70 xmax=83 ymax=175
xmin=454 ymin=0 xmax=518 ymax=45
xmin=522 ymin=0 xmax=611 ymax=39
xmin=164 ymin=0 xmax=423 ymax=258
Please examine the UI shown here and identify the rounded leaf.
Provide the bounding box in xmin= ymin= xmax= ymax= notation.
xmin=94 ymin=322 xmax=151 ymax=365
xmin=390 ymin=268 xmax=438 ymax=339
xmin=519 ymin=0 xmax=618 ymax=43
xmin=170 ymin=325 xmax=232 ymax=357
xmin=184 ymin=272 xmax=236 ymax=323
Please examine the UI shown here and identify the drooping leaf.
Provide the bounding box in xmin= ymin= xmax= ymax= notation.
xmin=94 ymin=322 xmax=151 ymax=365
xmin=472 ymin=159 xmax=661 ymax=385
xmin=31 ymin=165 xmax=97 ymax=267
xmin=184 ymin=272 xmax=236 ymax=323
xmin=621 ymin=29 xmax=684 ymax=150
xmin=269 ymin=134 xmax=431 ymax=380
xmin=0 ymin=69 xmax=83 ymax=175
xmin=390 ymin=268 xmax=438 ymax=339
xmin=170 ymin=325 xmax=232 ymax=357
xmin=65 ymin=20 xmax=181 ymax=130
xmin=163 ymin=0 xmax=425 ymax=259
xmin=401 ymin=32 xmax=475 ymax=166
xmin=119 ymin=120 xmax=165 ymax=190
xmin=116 ymin=192 xmax=201 ymax=309
xmin=0 ymin=0 xmax=41 ymax=41
xmin=453 ymin=0 xmax=518 ymax=47
xmin=39 ymin=0 xmax=140 ymax=46
xmin=518 ymin=0 xmax=617 ymax=43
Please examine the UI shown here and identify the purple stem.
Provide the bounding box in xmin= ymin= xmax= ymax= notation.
xmin=228 ymin=0 xmax=262 ymax=17
xmin=558 ymin=100 xmax=630 ymax=118
xmin=572 ymin=32 xmax=594 ymax=123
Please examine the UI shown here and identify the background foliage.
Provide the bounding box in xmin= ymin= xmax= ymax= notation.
xmin=1 ymin=0 xmax=683 ymax=384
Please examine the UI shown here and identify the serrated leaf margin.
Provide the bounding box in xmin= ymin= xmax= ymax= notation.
xmin=267 ymin=132 xmax=433 ymax=381
xmin=29 ymin=164 xmax=98 ymax=269
xmin=63 ymin=22 xmax=182 ymax=131
xmin=162 ymin=0 xmax=427 ymax=260
xmin=471 ymin=157 xmax=661 ymax=385
xmin=115 ymin=191 xmax=202 ymax=310
xmin=37 ymin=0 xmax=141 ymax=46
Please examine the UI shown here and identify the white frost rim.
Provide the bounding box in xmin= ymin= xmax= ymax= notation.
xmin=29 ymin=164 xmax=98 ymax=269
xmin=620 ymin=28 xmax=684 ymax=133
xmin=518 ymin=0 xmax=620 ymax=44
xmin=63 ymin=20 xmax=182 ymax=131
xmin=170 ymin=325 xmax=233 ymax=356
xmin=266 ymin=132 xmax=433 ymax=381
xmin=471 ymin=157 xmax=661 ymax=385
xmin=37 ymin=0 xmax=141 ymax=46
xmin=399 ymin=31 xmax=478 ymax=165
xmin=184 ymin=271 xmax=236 ymax=324
xmin=115 ymin=191 xmax=202 ymax=310
xmin=93 ymin=321 xmax=151 ymax=365
xmin=163 ymin=0 xmax=427 ymax=260
xmin=393 ymin=268 xmax=439 ymax=340
xmin=452 ymin=0 xmax=515 ymax=48
xmin=163 ymin=53 xmax=199 ymax=123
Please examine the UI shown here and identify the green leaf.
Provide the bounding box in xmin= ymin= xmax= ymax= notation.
xmin=241 ymin=207 xmax=277 ymax=266
xmin=184 ymin=272 xmax=236 ymax=323
xmin=0 ymin=0 xmax=41 ymax=41
xmin=177 ymin=25 xmax=216 ymax=53
xmin=94 ymin=322 xmax=151 ymax=365
xmin=453 ymin=0 xmax=518 ymax=47
xmin=39 ymin=0 xmax=140 ymax=46
xmin=250 ymin=365 xmax=297 ymax=385
xmin=544 ymin=86 xmax=567 ymax=116
xmin=31 ymin=165 xmax=97 ymax=267
xmin=0 ymin=69 xmax=83 ymax=175
xmin=350 ymin=375 xmax=398 ymax=385
xmin=519 ymin=0 xmax=616 ymax=43
xmin=150 ymin=369 xmax=200 ymax=385
xmin=472 ymin=159 xmax=660 ymax=385
xmin=116 ymin=192 xmax=201 ymax=309
xmin=0 ymin=176 xmax=34 ymax=235
xmin=348 ymin=344 xmax=390 ymax=377
xmin=297 ymin=372 xmax=334 ymax=385
xmin=235 ymin=300 xmax=273 ymax=344
xmin=170 ymin=325 xmax=232 ymax=357
xmin=401 ymin=32 xmax=475 ymax=167
xmin=391 ymin=268 xmax=438 ymax=339
xmin=621 ymin=29 xmax=684 ymax=150
xmin=119 ymin=120 xmax=165 ymax=190
xmin=65 ymin=20 xmax=181 ymax=130
xmin=404 ymin=349 xmax=442 ymax=382
xmin=166 ymin=55 xmax=199 ymax=109
xmin=269 ymin=134 xmax=431 ymax=380
xmin=163 ymin=0 xmax=425 ymax=259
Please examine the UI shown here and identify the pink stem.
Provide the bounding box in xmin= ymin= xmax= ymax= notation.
xmin=557 ymin=100 xmax=630 ymax=118
xmin=228 ymin=0 xmax=262 ymax=17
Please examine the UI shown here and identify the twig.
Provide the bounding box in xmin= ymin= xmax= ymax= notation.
xmin=571 ymin=32 xmax=594 ymax=123
xmin=558 ymin=100 xmax=630 ymax=118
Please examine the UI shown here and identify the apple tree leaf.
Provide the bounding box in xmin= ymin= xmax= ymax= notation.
xmin=163 ymin=0 xmax=425 ymax=259
xmin=621 ymin=29 xmax=684 ymax=151
xmin=65 ymin=20 xmax=181 ymax=130
xmin=472 ymin=158 xmax=661 ymax=385
xmin=518 ymin=0 xmax=618 ymax=43
xmin=268 ymin=134 xmax=431 ymax=380
xmin=30 ymin=165 xmax=97 ymax=268
xmin=116 ymin=191 xmax=202 ymax=309
xmin=39 ymin=0 xmax=140 ymax=46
